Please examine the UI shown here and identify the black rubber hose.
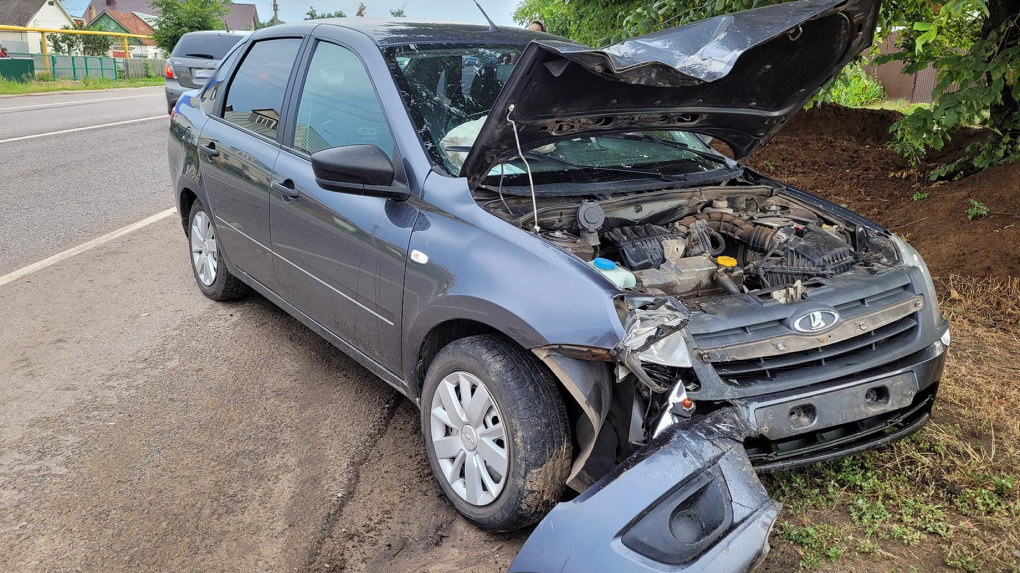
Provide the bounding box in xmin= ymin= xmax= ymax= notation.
xmin=714 ymin=269 xmax=742 ymax=295
xmin=677 ymin=212 xmax=778 ymax=252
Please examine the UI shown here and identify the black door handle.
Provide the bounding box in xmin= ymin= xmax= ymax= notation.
xmin=272 ymin=180 xmax=300 ymax=200
xmin=199 ymin=142 xmax=219 ymax=157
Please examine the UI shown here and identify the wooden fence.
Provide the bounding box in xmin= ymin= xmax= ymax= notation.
xmin=123 ymin=57 xmax=166 ymax=79
xmin=863 ymin=32 xmax=948 ymax=104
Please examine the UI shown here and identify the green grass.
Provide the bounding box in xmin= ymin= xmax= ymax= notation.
xmin=864 ymin=99 xmax=931 ymax=115
xmin=0 ymin=76 xmax=164 ymax=95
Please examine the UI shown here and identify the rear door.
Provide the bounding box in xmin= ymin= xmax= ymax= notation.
xmin=269 ymin=37 xmax=417 ymax=374
xmin=197 ymin=37 xmax=303 ymax=289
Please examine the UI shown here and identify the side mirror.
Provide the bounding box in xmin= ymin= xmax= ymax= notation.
xmin=311 ymin=144 xmax=406 ymax=199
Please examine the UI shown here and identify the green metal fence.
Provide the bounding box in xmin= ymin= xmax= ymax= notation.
xmin=50 ymin=55 xmax=118 ymax=80
xmin=8 ymin=52 xmax=118 ymax=80
xmin=0 ymin=58 xmax=35 ymax=82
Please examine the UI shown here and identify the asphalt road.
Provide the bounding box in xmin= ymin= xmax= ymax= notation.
xmin=0 ymin=88 xmax=521 ymax=572
xmin=0 ymin=87 xmax=171 ymax=275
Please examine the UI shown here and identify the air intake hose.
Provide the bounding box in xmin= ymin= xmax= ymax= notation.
xmin=677 ymin=212 xmax=778 ymax=253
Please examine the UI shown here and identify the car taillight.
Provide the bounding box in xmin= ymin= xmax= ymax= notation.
xmin=165 ymin=62 xmax=176 ymax=79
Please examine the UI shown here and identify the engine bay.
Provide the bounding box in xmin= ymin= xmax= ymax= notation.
xmin=477 ymin=183 xmax=898 ymax=303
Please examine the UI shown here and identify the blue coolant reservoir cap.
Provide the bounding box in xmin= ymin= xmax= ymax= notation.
xmin=593 ymin=257 xmax=616 ymax=270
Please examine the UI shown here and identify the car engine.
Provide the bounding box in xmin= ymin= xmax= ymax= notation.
xmin=478 ymin=184 xmax=892 ymax=303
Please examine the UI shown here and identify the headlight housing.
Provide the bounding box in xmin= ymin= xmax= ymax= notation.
xmin=890 ymin=234 xmax=942 ymax=323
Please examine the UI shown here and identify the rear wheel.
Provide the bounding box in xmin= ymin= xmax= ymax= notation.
xmin=187 ymin=200 xmax=249 ymax=301
xmin=420 ymin=335 xmax=571 ymax=532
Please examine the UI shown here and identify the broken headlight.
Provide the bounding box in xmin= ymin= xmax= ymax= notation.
xmin=613 ymin=295 xmax=693 ymax=393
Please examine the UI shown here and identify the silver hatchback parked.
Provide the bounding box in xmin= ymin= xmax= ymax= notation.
xmin=164 ymin=31 xmax=248 ymax=113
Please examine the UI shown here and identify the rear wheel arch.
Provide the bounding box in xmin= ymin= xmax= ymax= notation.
xmin=178 ymin=187 xmax=198 ymax=233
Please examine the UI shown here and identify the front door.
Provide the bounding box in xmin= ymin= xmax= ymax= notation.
xmin=270 ymin=39 xmax=417 ymax=374
xmin=198 ymin=37 xmax=302 ymax=288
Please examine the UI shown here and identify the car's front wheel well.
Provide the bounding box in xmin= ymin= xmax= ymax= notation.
xmin=416 ymin=319 xmax=501 ymax=395
xmin=414 ymin=320 xmax=580 ymax=446
xmin=178 ymin=188 xmax=198 ymax=233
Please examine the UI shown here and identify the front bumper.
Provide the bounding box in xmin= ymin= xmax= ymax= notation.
xmin=510 ymin=408 xmax=780 ymax=573
xmin=740 ymin=333 xmax=946 ymax=470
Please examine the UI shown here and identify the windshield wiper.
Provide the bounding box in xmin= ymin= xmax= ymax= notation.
xmin=519 ymin=151 xmax=686 ymax=183
xmin=184 ymin=53 xmax=216 ymax=59
xmin=601 ymin=133 xmax=733 ymax=166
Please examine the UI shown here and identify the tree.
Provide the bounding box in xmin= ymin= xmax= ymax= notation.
xmin=256 ymin=18 xmax=282 ymax=28
xmin=881 ymin=0 xmax=1020 ymax=178
xmin=389 ymin=6 xmax=407 ymax=17
xmin=305 ymin=7 xmax=346 ymax=19
xmin=49 ymin=23 xmax=112 ymax=56
xmin=514 ymin=0 xmax=644 ymax=46
xmin=151 ymin=0 xmax=232 ymax=53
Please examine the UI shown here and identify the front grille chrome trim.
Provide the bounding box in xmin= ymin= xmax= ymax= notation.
xmin=696 ymin=295 xmax=924 ymax=363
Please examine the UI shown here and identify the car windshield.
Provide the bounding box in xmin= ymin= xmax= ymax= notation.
xmin=384 ymin=43 xmax=730 ymax=187
xmin=171 ymin=34 xmax=244 ymax=59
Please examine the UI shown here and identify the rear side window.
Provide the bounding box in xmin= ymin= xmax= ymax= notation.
xmin=291 ymin=42 xmax=394 ymax=156
xmin=171 ymin=34 xmax=245 ymax=59
xmin=200 ymin=44 xmax=243 ymax=115
xmin=221 ymin=38 xmax=302 ymax=140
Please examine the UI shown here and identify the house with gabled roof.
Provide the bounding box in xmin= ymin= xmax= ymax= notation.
xmin=86 ymin=9 xmax=163 ymax=58
xmin=0 ymin=0 xmax=77 ymax=54
xmin=82 ymin=0 xmax=260 ymax=32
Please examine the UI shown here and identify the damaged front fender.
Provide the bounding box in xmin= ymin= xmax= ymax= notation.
xmin=509 ymin=408 xmax=780 ymax=573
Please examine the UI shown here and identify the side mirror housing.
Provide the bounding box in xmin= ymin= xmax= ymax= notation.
xmin=311 ymin=144 xmax=407 ymax=199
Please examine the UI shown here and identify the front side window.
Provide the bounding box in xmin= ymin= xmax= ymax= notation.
xmin=385 ymin=43 xmax=731 ymax=189
xmin=291 ymin=42 xmax=394 ymax=156
xmin=221 ymin=38 xmax=302 ymax=140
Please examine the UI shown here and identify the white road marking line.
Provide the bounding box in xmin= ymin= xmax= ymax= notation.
xmin=0 ymin=92 xmax=162 ymax=113
xmin=0 ymin=115 xmax=166 ymax=144
xmin=0 ymin=208 xmax=177 ymax=288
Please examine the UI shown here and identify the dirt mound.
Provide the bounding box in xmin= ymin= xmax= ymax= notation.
xmin=748 ymin=105 xmax=1020 ymax=279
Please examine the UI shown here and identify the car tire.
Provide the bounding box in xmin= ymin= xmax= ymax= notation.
xmin=420 ymin=335 xmax=571 ymax=532
xmin=187 ymin=199 xmax=249 ymax=301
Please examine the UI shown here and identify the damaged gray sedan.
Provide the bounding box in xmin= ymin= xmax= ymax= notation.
xmin=168 ymin=0 xmax=949 ymax=569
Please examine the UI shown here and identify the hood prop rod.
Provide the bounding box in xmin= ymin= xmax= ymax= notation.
xmin=507 ymin=104 xmax=540 ymax=234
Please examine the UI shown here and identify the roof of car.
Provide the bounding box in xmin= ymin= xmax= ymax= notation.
xmin=284 ymin=18 xmax=562 ymax=47
xmin=182 ymin=30 xmax=250 ymax=37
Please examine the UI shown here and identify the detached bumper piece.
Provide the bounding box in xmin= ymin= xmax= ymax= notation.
xmin=510 ymin=408 xmax=780 ymax=573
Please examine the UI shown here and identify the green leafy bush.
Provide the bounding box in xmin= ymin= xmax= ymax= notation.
xmin=816 ymin=62 xmax=886 ymax=108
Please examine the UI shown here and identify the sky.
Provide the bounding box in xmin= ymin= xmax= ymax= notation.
xmin=60 ymin=0 xmax=524 ymax=26
xmin=256 ymin=0 xmax=523 ymax=25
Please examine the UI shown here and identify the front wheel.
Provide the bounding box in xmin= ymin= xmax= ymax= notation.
xmin=420 ymin=335 xmax=571 ymax=532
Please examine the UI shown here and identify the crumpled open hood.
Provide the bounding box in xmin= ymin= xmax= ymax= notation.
xmin=460 ymin=0 xmax=879 ymax=189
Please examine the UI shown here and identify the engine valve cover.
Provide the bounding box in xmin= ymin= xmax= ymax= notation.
xmin=603 ymin=224 xmax=684 ymax=270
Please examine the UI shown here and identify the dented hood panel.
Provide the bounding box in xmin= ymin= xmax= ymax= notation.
xmin=509 ymin=408 xmax=780 ymax=573
xmin=460 ymin=0 xmax=879 ymax=188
